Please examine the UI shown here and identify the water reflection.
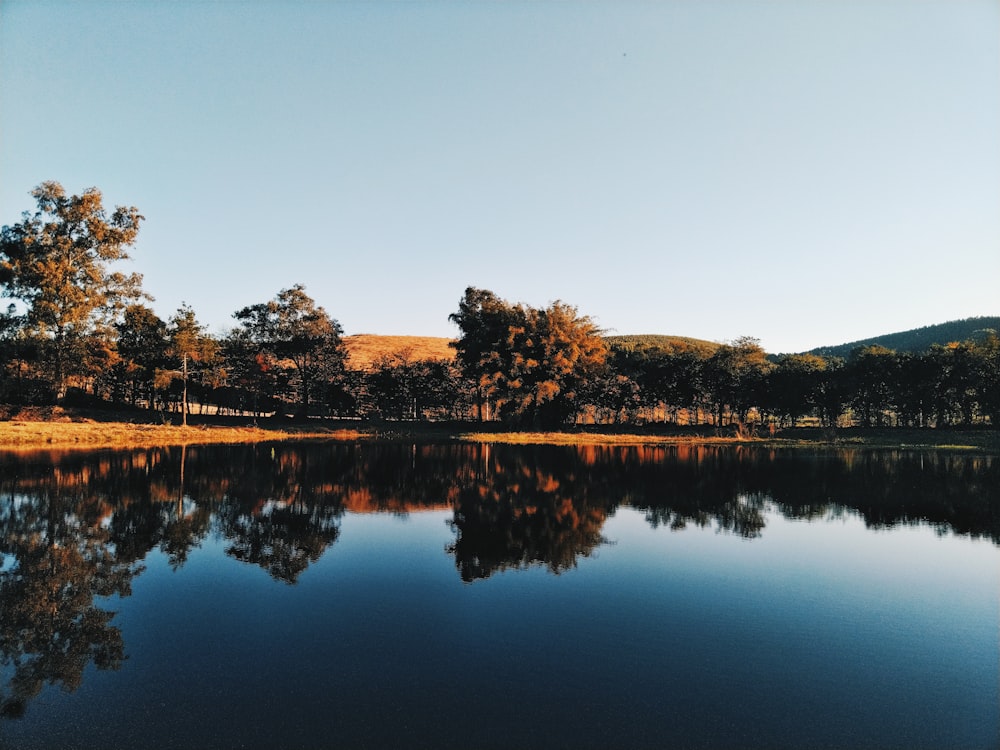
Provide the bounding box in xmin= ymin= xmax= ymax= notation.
xmin=448 ymin=445 xmax=615 ymax=581
xmin=0 ymin=442 xmax=998 ymax=720
xmin=0 ymin=478 xmax=136 ymax=718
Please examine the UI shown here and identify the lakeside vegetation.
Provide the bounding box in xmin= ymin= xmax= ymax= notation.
xmin=2 ymin=405 xmax=999 ymax=453
xmin=2 ymin=181 xmax=999 ymax=440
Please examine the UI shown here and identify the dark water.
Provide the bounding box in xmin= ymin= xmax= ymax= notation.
xmin=0 ymin=442 xmax=997 ymax=750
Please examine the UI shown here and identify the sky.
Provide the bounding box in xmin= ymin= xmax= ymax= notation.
xmin=1 ymin=0 xmax=998 ymax=354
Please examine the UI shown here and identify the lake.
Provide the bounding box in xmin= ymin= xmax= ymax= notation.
xmin=0 ymin=442 xmax=997 ymax=749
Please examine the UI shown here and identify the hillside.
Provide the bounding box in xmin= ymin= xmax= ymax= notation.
xmin=806 ymin=316 xmax=1000 ymax=359
xmin=605 ymin=334 xmax=721 ymax=356
xmin=343 ymin=318 xmax=998 ymax=370
xmin=343 ymin=335 xmax=456 ymax=370
xmin=345 ymin=334 xmax=722 ymax=369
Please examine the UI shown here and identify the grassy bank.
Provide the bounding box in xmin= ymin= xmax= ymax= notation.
xmin=455 ymin=427 xmax=1000 ymax=451
xmin=0 ymin=420 xmax=368 ymax=450
xmin=0 ymin=406 xmax=997 ymax=452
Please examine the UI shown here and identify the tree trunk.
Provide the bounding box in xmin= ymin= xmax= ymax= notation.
xmin=181 ymin=354 xmax=188 ymax=426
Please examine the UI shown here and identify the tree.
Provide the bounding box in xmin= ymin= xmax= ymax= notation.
xmin=167 ymin=304 xmax=216 ymax=425
xmin=704 ymin=337 xmax=773 ymax=426
xmin=813 ymin=357 xmax=849 ymax=427
xmin=110 ymin=304 xmax=167 ymax=407
xmin=974 ymin=331 xmax=1000 ymax=426
xmin=514 ymin=301 xmax=609 ymax=427
xmin=449 ymin=287 xmax=608 ymax=428
xmin=766 ymin=353 xmax=827 ymax=427
xmin=629 ymin=346 xmax=709 ymax=424
xmin=232 ymin=285 xmax=345 ymax=416
xmin=448 ymin=287 xmax=521 ymax=421
xmin=847 ymin=346 xmax=899 ymax=427
xmin=0 ymin=302 xmax=48 ymax=404
xmin=891 ymin=351 xmax=937 ymax=427
xmin=0 ymin=182 xmax=145 ymax=396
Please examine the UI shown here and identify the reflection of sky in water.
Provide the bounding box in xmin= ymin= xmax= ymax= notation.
xmin=2 ymin=445 xmax=998 ymax=750
xmin=67 ymin=505 xmax=993 ymax=748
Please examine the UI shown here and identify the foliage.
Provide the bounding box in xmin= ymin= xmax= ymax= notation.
xmin=703 ymin=337 xmax=773 ymax=425
xmin=0 ymin=182 xmax=998 ymax=430
xmin=808 ymin=316 xmax=1000 ymax=359
xmin=166 ymin=304 xmax=217 ymax=425
xmin=450 ymin=287 xmax=608 ymax=428
xmin=232 ymin=285 xmax=345 ymax=416
xmin=605 ymin=334 xmax=719 ymax=357
xmin=766 ymin=353 xmax=828 ymax=427
xmin=107 ymin=304 xmax=167 ymax=407
xmin=360 ymin=353 xmax=468 ymax=420
xmin=0 ymin=182 xmax=145 ymax=393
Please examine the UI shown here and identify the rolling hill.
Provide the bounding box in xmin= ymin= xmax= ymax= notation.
xmin=805 ymin=316 xmax=1000 ymax=359
xmin=343 ymin=317 xmax=999 ymax=370
xmin=604 ymin=334 xmax=720 ymax=356
xmin=344 ymin=333 xmax=721 ymax=370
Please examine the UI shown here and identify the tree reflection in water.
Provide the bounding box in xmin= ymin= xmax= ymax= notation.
xmin=0 ymin=471 xmax=135 ymax=718
xmin=447 ymin=444 xmax=616 ymax=581
xmin=0 ymin=441 xmax=998 ymax=718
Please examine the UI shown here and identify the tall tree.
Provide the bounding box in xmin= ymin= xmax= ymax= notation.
xmin=449 ymin=287 xmax=521 ymax=421
xmin=0 ymin=182 xmax=145 ymax=396
xmin=232 ymin=285 xmax=345 ymax=416
xmin=167 ymin=304 xmax=216 ymax=426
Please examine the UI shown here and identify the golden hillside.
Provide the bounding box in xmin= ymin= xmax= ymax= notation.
xmin=343 ymin=335 xmax=456 ymax=370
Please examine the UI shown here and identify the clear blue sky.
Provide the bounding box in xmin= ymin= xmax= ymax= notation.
xmin=2 ymin=0 xmax=997 ymax=353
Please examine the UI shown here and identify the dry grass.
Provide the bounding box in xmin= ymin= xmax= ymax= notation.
xmin=456 ymin=427 xmax=1000 ymax=451
xmin=1 ymin=407 xmax=997 ymax=453
xmin=0 ymin=420 xmax=368 ymax=451
xmin=456 ymin=431 xmax=759 ymax=446
xmin=343 ymin=334 xmax=455 ymax=370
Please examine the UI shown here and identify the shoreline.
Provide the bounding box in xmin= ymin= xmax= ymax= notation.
xmin=0 ymin=412 xmax=998 ymax=452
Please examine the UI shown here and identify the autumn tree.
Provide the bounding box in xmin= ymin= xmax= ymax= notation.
xmin=0 ymin=182 xmax=145 ymax=396
xmin=449 ymin=287 xmax=608 ymax=428
xmin=448 ymin=287 xmax=521 ymax=421
xmin=232 ymin=285 xmax=345 ymax=416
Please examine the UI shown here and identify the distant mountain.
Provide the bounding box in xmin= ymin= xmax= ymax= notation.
xmin=605 ymin=334 xmax=720 ymax=356
xmin=806 ymin=316 xmax=1000 ymax=359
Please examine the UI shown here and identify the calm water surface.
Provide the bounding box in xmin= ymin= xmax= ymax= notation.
xmin=0 ymin=442 xmax=997 ymax=749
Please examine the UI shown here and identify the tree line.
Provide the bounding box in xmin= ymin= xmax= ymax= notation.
xmin=2 ymin=182 xmax=998 ymax=429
